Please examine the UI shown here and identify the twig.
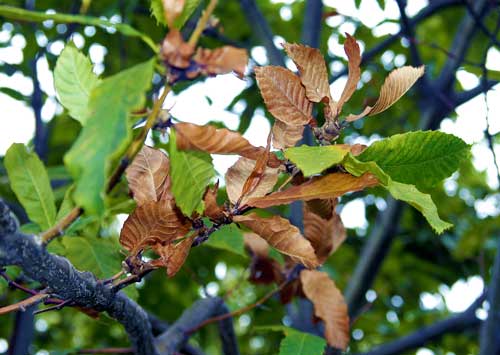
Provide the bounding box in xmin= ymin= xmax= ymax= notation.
xmin=33 ymin=299 xmax=73 ymax=315
xmin=187 ymin=0 xmax=218 ymax=47
xmin=0 ymin=293 xmax=49 ymax=315
xmin=77 ymin=348 xmax=133 ymax=354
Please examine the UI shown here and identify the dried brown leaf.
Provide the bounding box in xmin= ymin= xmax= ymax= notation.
xmin=304 ymin=200 xmax=346 ymax=264
xmin=255 ymin=66 xmax=312 ymax=126
xmin=272 ymin=120 xmax=304 ymax=150
xmin=233 ymin=213 xmax=318 ymax=268
xmin=244 ymin=232 xmax=270 ymax=257
xmin=152 ymin=235 xmax=194 ymax=277
xmin=194 ymin=46 xmax=248 ymax=78
xmin=162 ymin=0 xmax=185 ymax=28
xmin=119 ymin=200 xmax=190 ymax=255
xmin=337 ymin=34 xmax=361 ymax=114
xmin=246 ymin=172 xmax=379 ymax=208
xmin=203 ymin=183 xmax=226 ymax=222
xmin=300 ymin=270 xmax=350 ymax=349
xmin=283 ymin=43 xmax=332 ymax=104
xmin=126 ymin=146 xmax=171 ymax=206
xmin=161 ymin=29 xmax=195 ymax=69
xmin=345 ymin=66 xmax=424 ymax=121
xmin=305 ymin=198 xmax=335 ymax=219
xmin=225 ymin=157 xmax=279 ymax=205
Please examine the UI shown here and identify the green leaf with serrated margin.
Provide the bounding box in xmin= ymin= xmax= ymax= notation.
xmin=0 ymin=5 xmax=157 ymax=52
xmin=285 ymin=145 xmax=350 ymax=176
xmin=344 ymin=154 xmax=452 ymax=234
xmin=150 ymin=0 xmax=202 ymax=28
xmin=169 ymin=130 xmax=215 ymax=216
xmin=357 ymin=131 xmax=469 ymax=188
xmin=205 ymin=224 xmax=247 ymax=257
xmin=5 ymin=144 xmax=57 ymax=230
xmin=64 ymin=59 xmax=154 ymax=216
xmin=54 ymin=44 xmax=100 ymax=124
xmin=62 ymin=236 xmax=121 ymax=278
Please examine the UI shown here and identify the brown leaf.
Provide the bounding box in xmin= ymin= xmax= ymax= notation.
xmin=152 ymin=235 xmax=194 ymax=277
xmin=283 ymin=43 xmax=332 ymax=104
xmin=336 ymin=34 xmax=361 ymax=114
xmin=120 ymin=200 xmax=190 ymax=255
xmin=255 ymin=66 xmax=312 ymax=126
xmin=175 ymin=122 xmax=282 ymax=167
xmin=161 ymin=29 xmax=195 ymax=69
xmin=350 ymin=143 xmax=367 ymax=156
xmin=305 ymin=199 xmax=335 ymax=219
xmin=345 ymin=66 xmax=424 ymax=121
xmin=126 ymin=146 xmax=171 ymax=206
xmin=304 ymin=200 xmax=346 ymax=264
xmin=246 ymin=172 xmax=379 ymax=208
xmin=225 ymin=157 xmax=279 ymax=205
xmin=300 ymin=270 xmax=350 ymax=349
xmin=233 ymin=213 xmax=318 ymax=268
xmin=203 ymin=183 xmax=226 ymax=222
xmin=272 ymin=120 xmax=304 ymax=150
xmin=194 ymin=46 xmax=248 ymax=78
xmin=244 ymin=232 xmax=270 ymax=257
xmin=162 ymin=0 xmax=185 ymax=28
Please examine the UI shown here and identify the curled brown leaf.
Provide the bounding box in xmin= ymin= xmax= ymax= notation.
xmin=194 ymin=46 xmax=248 ymax=78
xmin=300 ymin=270 xmax=350 ymax=349
xmin=272 ymin=120 xmax=304 ymax=150
xmin=161 ymin=29 xmax=195 ymax=69
xmin=336 ymin=34 xmax=361 ymax=115
xmin=152 ymin=235 xmax=194 ymax=277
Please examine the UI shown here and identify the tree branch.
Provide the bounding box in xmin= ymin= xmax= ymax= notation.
xmin=353 ymin=293 xmax=486 ymax=355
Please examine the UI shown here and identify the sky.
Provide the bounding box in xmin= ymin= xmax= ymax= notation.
xmin=0 ymin=1 xmax=498 ymax=353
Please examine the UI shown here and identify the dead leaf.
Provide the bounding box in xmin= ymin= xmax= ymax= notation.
xmin=175 ymin=123 xmax=282 ymax=167
xmin=246 ymin=172 xmax=379 ymax=208
xmin=225 ymin=157 xmax=279 ymax=205
xmin=161 ymin=29 xmax=195 ymax=69
xmin=120 ymin=200 xmax=190 ymax=255
xmin=255 ymin=66 xmax=312 ymax=126
xmin=152 ymin=235 xmax=194 ymax=277
xmin=272 ymin=120 xmax=304 ymax=150
xmin=346 ymin=66 xmax=424 ymax=121
xmin=126 ymin=146 xmax=171 ymax=205
xmin=300 ymin=270 xmax=350 ymax=349
xmin=244 ymin=232 xmax=270 ymax=257
xmin=350 ymin=143 xmax=367 ymax=156
xmin=283 ymin=43 xmax=332 ymax=104
xmin=194 ymin=46 xmax=248 ymax=78
xmin=336 ymin=34 xmax=361 ymax=114
xmin=305 ymin=198 xmax=335 ymax=219
xmin=303 ymin=200 xmax=346 ymax=264
xmin=203 ymin=183 xmax=226 ymax=222
xmin=162 ymin=0 xmax=185 ymax=28
xmin=233 ymin=213 xmax=318 ymax=268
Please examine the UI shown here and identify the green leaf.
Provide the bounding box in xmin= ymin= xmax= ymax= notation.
xmin=62 ymin=236 xmax=121 ymax=278
xmin=0 ymin=87 xmax=26 ymax=101
xmin=54 ymin=44 xmax=100 ymax=125
xmin=150 ymin=0 xmax=202 ymax=28
xmin=205 ymin=224 xmax=247 ymax=257
xmin=64 ymin=59 xmax=154 ymax=216
xmin=344 ymin=154 xmax=452 ymax=233
xmin=56 ymin=186 xmax=75 ymax=221
xmin=357 ymin=131 xmax=469 ymax=188
xmin=285 ymin=145 xmax=350 ymax=176
xmin=256 ymin=326 xmax=326 ymax=355
xmin=169 ymin=130 xmax=215 ymax=216
xmin=0 ymin=5 xmax=157 ymax=52
xmin=4 ymin=144 xmax=57 ymax=230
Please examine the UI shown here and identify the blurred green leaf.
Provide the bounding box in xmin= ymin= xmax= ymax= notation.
xmin=205 ymin=224 xmax=247 ymax=257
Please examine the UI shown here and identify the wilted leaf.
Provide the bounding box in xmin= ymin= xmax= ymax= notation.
xmin=346 ymin=66 xmax=424 ymax=121
xmin=246 ymin=172 xmax=378 ymax=208
xmin=4 ymin=143 xmax=57 ymax=230
xmin=244 ymin=232 xmax=283 ymax=284
xmin=284 ymin=145 xmax=351 ymax=176
xmin=162 ymin=0 xmax=185 ymax=28
xmin=54 ymin=44 xmax=100 ymax=124
xmin=305 ymin=198 xmax=335 ymax=219
xmin=161 ymin=29 xmax=194 ymax=68
xmin=272 ymin=120 xmax=304 ymax=150
xmin=255 ymin=66 xmax=312 ymax=126
xmin=203 ymin=183 xmax=226 ymax=222
xmin=169 ymin=130 xmax=215 ymax=216
xmin=64 ymin=59 xmax=154 ymax=216
xmin=300 ymin=270 xmax=349 ymax=349
xmin=194 ymin=46 xmax=248 ymax=78
xmin=119 ymin=200 xmax=190 ymax=255
xmin=283 ymin=43 xmax=332 ymax=104
xmin=336 ymin=34 xmax=361 ymax=114
xmin=126 ymin=145 xmax=171 ymax=205
xmin=152 ymin=235 xmax=194 ymax=277
xmin=304 ymin=200 xmax=346 ymax=264
xmin=233 ymin=213 xmax=318 ymax=268
xmin=225 ymin=157 xmax=279 ymax=205
xmin=244 ymin=232 xmax=270 ymax=257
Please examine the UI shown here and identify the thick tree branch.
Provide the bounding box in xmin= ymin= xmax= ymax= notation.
xmin=0 ymin=200 xmax=158 ymax=355
xmin=453 ymin=80 xmax=499 ymax=107
xmin=353 ymin=293 xmax=486 ymax=355
xmin=239 ymin=0 xmax=286 ymax=67
xmin=301 ymin=0 xmax=323 ymax=48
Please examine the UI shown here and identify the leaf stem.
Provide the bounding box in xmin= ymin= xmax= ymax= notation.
xmin=40 ymin=86 xmax=171 ymax=245
xmin=187 ymin=0 xmax=218 ymax=47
